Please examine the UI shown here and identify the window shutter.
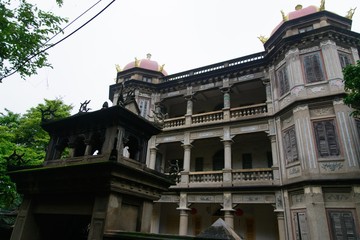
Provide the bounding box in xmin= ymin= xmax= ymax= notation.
xmin=283 ymin=127 xmax=298 ymax=163
xmin=277 ymin=66 xmax=289 ymax=96
xmin=303 ymin=53 xmax=325 ymax=83
xmin=325 ymin=121 xmax=340 ymax=156
xmin=314 ymin=122 xmax=327 ymax=157
xmin=290 ymin=128 xmax=298 ymax=161
xmin=314 ymin=120 xmax=340 ymax=158
xmin=329 ymin=210 xmax=357 ymax=239
xmin=293 ymin=211 xmax=309 ymax=240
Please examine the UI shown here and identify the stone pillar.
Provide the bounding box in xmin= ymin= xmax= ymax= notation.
xmin=320 ymin=40 xmax=342 ymax=80
xmin=177 ymin=193 xmax=190 ymax=236
xmin=88 ymin=196 xmax=109 ymax=240
xmin=149 ymin=147 xmax=158 ymax=170
xmin=150 ymin=203 xmax=161 ymax=234
xmin=223 ymin=140 xmax=232 ymax=169
xmin=292 ymin=105 xmax=317 ymax=173
xmin=10 ymin=198 xmax=39 ymax=240
xmin=275 ymin=211 xmax=286 ymax=240
xmin=104 ymin=194 xmax=123 ymax=232
xmin=222 ymin=126 xmax=233 ymax=186
xmin=68 ymin=141 xmax=76 ymax=158
xmin=221 ymin=87 xmax=231 ymax=121
xmin=185 ymin=87 xmax=193 ymax=126
xmin=351 ymin=47 xmax=359 ymax=62
xmin=353 ymin=186 xmax=360 ymax=222
xmin=262 ymin=76 xmax=273 ymax=115
xmin=84 ymin=138 xmax=92 ymax=156
xmin=268 ymin=134 xmax=280 ymax=180
xmin=140 ymin=201 xmax=153 ymax=232
xmin=304 ymin=186 xmax=330 ymax=239
xmin=180 ymin=143 xmax=192 ymax=185
xmin=221 ymin=192 xmax=234 ymax=229
xmin=333 ymin=99 xmax=358 ymax=168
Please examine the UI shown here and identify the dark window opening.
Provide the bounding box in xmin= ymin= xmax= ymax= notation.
xmin=212 ymin=150 xmax=224 ymax=171
xmin=242 ymin=153 xmax=252 ymax=169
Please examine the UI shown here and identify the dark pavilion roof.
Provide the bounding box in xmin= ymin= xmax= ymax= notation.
xmin=41 ymin=105 xmax=161 ymax=137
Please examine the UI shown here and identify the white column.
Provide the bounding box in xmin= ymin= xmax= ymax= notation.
xmin=149 ymin=147 xmax=157 ymax=170
xmin=223 ymin=140 xmax=233 ymax=169
xmin=222 ymin=192 xmax=234 ymax=229
xmin=177 ymin=193 xmax=190 ymax=236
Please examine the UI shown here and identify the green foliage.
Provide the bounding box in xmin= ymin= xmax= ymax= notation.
xmin=343 ymin=60 xmax=360 ymax=117
xmin=0 ymin=98 xmax=72 ymax=209
xmin=0 ymin=0 xmax=67 ymax=81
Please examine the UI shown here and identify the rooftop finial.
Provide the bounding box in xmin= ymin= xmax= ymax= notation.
xmin=146 ymin=53 xmax=152 ymax=60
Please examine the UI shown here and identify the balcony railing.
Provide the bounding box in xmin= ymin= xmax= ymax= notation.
xmin=192 ymin=110 xmax=223 ymax=124
xmin=163 ymin=103 xmax=268 ymax=129
xmin=186 ymin=168 xmax=273 ymax=186
xmin=230 ymin=103 xmax=267 ymax=119
xmin=232 ymin=168 xmax=273 ymax=182
xmin=189 ymin=170 xmax=223 ymax=183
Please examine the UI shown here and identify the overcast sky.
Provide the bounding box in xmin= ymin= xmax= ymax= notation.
xmin=1 ymin=0 xmax=359 ymax=114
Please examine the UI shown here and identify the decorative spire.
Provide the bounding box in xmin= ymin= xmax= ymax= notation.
xmin=319 ymin=0 xmax=325 ymax=11
xmin=345 ymin=7 xmax=356 ymax=19
xmin=281 ymin=10 xmax=288 ymax=21
xmin=257 ymin=35 xmax=268 ymax=44
xmin=146 ymin=53 xmax=152 ymax=60
xmin=115 ymin=64 xmax=121 ymax=72
xmin=134 ymin=57 xmax=140 ymax=67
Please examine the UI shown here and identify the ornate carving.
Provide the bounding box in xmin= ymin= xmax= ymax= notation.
xmin=6 ymin=150 xmax=28 ymax=170
xmin=321 ymin=162 xmax=343 ymax=171
xmin=79 ymin=100 xmax=91 ymax=113
xmin=40 ymin=106 xmax=57 ymax=122
xmin=325 ymin=193 xmax=350 ymax=202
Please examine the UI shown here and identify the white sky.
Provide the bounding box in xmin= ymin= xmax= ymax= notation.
xmin=1 ymin=0 xmax=359 ymax=114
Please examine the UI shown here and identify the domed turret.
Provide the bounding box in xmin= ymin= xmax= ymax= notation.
xmin=123 ymin=54 xmax=167 ymax=76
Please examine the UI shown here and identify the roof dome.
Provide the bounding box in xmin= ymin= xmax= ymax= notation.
xmin=271 ymin=5 xmax=319 ymax=35
xmin=123 ymin=54 xmax=168 ymax=76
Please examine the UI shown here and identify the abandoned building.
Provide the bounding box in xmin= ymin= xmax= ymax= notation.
xmin=9 ymin=2 xmax=360 ymax=240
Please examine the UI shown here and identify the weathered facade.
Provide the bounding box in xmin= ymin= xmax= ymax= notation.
xmin=110 ymin=4 xmax=360 ymax=240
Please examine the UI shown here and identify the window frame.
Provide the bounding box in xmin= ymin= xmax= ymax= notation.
xmin=283 ymin=126 xmax=299 ymax=164
xmin=291 ymin=210 xmax=310 ymax=240
xmin=276 ymin=64 xmax=290 ymax=97
xmin=338 ymin=51 xmax=353 ymax=69
xmin=327 ymin=209 xmax=360 ymax=240
xmin=312 ymin=119 xmax=341 ymax=158
xmin=301 ymin=51 xmax=326 ymax=84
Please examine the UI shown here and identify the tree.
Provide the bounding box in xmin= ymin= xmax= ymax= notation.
xmin=0 ymin=0 xmax=66 ymax=82
xmin=0 ymin=98 xmax=72 ymax=209
xmin=343 ymin=60 xmax=360 ymax=117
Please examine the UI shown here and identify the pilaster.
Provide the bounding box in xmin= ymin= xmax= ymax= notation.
xmin=304 ymin=186 xmax=330 ymax=240
xmin=320 ymin=40 xmax=342 ymax=80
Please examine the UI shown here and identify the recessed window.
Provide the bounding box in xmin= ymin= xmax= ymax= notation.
xmin=302 ymin=52 xmax=326 ymax=83
xmin=277 ymin=64 xmax=290 ymax=96
xmin=338 ymin=52 xmax=352 ymax=69
xmin=283 ymin=126 xmax=298 ymax=164
xmin=313 ymin=119 xmax=340 ymax=158
xmin=327 ymin=209 xmax=359 ymax=240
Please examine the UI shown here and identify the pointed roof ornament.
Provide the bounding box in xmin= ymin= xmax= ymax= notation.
xmin=319 ymin=0 xmax=325 ymax=11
